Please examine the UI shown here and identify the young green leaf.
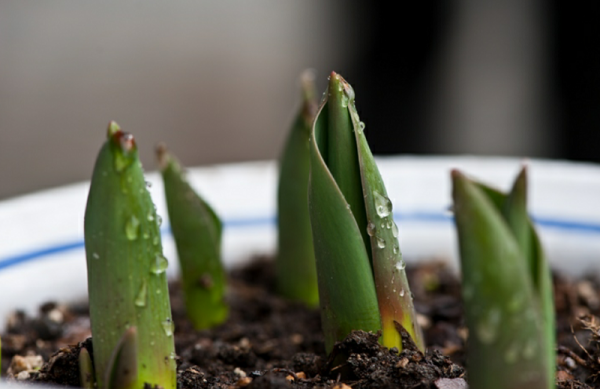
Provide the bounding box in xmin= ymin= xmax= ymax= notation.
xmin=451 ymin=168 xmax=553 ymax=389
xmin=308 ymin=72 xmax=423 ymax=353
xmin=474 ymin=168 xmax=555 ymax=385
xmin=276 ymin=70 xmax=319 ymax=307
xmin=84 ymin=122 xmax=176 ymax=389
xmin=158 ymin=144 xmax=228 ymax=329
xmin=105 ymin=327 xmax=138 ymax=389
xmin=78 ymin=347 xmax=95 ymax=389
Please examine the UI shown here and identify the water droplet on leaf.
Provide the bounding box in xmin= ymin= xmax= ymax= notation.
xmin=341 ymin=94 xmax=349 ymax=108
xmin=373 ymin=191 xmax=392 ymax=217
xmin=162 ymin=318 xmax=174 ymax=337
xmin=395 ymin=260 xmax=406 ymax=271
xmin=92 ymin=252 xmax=100 ymax=260
xmin=150 ymin=254 xmax=169 ymax=274
xmin=125 ymin=215 xmax=140 ymax=240
xmin=376 ymin=236 xmax=386 ymax=249
xmin=391 ymin=221 xmax=399 ymax=238
xmin=135 ymin=281 xmax=147 ymax=307
xmin=366 ymin=222 xmax=376 ymax=237
xmin=357 ymin=122 xmax=365 ymax=134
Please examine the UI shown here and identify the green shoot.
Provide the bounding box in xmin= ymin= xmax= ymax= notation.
xmin=78 ymin=347 xmax=95 ymax=389
xmin=276 ymin=70 xmax=319 ymax=307
xmin=84 ymin=122 xmax=176 ymax=389
xmin=105 ymin=327 xmax=138 ymax=389
xmin=451 ymin=167 xmax=555 ymax=389
xmin=308 ymin=72 xmax=424 ymax=353
xmin=157 ymin=144 xmax=228 ymax=329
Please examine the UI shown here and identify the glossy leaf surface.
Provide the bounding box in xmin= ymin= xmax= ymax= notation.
xmin=84 ymin=122 xmax=176 ymax=389
xmin=276 ymin=71 xmax=319 ymax=306
xmin=158 ymin=145 xmax=228 ymax=329
xmin=309 ymin=73 xmax=422 ymax=352
xmin=452 ymin=169 xmax=553 ymax=389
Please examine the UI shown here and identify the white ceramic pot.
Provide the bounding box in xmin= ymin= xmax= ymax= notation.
xmin=1 ymin=156 xmax=600 ymax=386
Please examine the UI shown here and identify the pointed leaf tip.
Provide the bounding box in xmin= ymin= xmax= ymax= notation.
xmin=156 ymin=142 xmax=170 ymax=171
xmin=300 ymin=70 xmax=318 ymax=125
xmin=107 ymin=121 xmax=121 ymax=138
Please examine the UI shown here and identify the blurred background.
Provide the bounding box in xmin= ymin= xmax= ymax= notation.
xmin=1 ymin=1 xmax=598 ymax=200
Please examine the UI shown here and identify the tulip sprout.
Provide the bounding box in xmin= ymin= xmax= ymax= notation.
xmin=451 ymin=167 xmax=555 ymax=389
xmin=276 ymin=70 xmax=319 ymax=307
xmin=157 ymin=144 xmax=228 ymax=329
xmin=84 ymin=122 xmax=176 ymax=389
xmin=308 ymin=72 xmax=424 ymax=353
xmin=78 ymin=347 xmax=94 ymax=389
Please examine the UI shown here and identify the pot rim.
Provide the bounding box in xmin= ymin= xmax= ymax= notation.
xmin=1 ymin=155 xmax=600 ymax=386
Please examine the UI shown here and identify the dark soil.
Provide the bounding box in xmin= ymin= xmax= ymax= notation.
xmin=2 ymin=258 xmax=600 ymax=388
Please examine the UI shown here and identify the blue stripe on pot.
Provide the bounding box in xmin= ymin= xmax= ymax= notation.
xmin=1 ymin=212 xmax=599 ymax=272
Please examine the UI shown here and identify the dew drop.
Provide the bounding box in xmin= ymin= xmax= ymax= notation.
xmin=150 ymin=254 xmax=169 ymax=274
xmin=145 ymin=181 xmax=152 ymax=188
xmin=341 ymin=94 xmax=349 ymax=108
xmin=125 ymin=215 xmax=140 ymax=240
xmin=395 ymin=260 xmax=406 ymax=271
xmin=147 ymin=213 xmax=155 ymax=222
xmin=135 ymin=281 xmax=147 ymax=307
xmin=386 ymin=220 xmax=392 ymax=229
xmin=92 ymin=252 xmax=100 ymax=260
xmin=373 ymin=191 xmax=392 ymax=218
xmin=476 ymin=307 xmax=501 ymax=344
xmin=156 ymin=215 xmax=163 ymax=227
xmin=376 ymin=236 xmax=386 ymax=249
xmin=152 ymin=236 xmax=159 ymax=246
xmin=393 ymin=244 xmax=399 ymax=255
xmin=161 ymin=318 xmax=174 ymax=337
xmin=142 ymin=232 xmax=150 ymax=240
xmin=399 ymin=288 xmax=405 ymax=297
xmin=391 ymin=221 xmax=399 ymax=238
xmin=357 ymin=122 xmax=365 ymax=134
xmin=366 ymin=222 xmax=376 ymax=237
